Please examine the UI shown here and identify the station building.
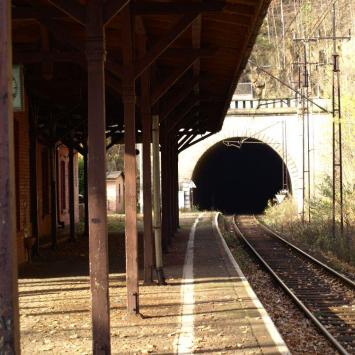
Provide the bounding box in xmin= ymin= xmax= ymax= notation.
xmin=13 ymin=93 xmax=79 ymax=263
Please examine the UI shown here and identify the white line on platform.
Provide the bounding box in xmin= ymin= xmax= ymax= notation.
xmin=213 ymin=213 xmax=290 ymax=355
xmin=175 ymin=213 xmax=204 ymax=355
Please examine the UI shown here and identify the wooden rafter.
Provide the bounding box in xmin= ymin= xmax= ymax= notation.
xmin=192 ymin=14 xmax=202 ymax=97
xmin=47 ymin=0 xmax=86 ymax=26
xmin=178 ymin=132 xmax=197 ymax=149
xmin=151 ymin=57 xmax=198 ymax=105
xmin=40 ymin=18 xmax=83 ymax=51
xmin=106 ymin=73 xmax=122 ymax=96
xmin=104 ymin=0 xmax=131 ymax=25
xmin=106 ymin=58 xmax=124 ymax=78
xmin=133 ymin=1 xmax=254 ymax=15
xmin=159 ymin=75 xmax=201 ymax=120
xmin=178 ymin=131 xmax=214 ymax=153
xmin=166 ymin=97 xmax=200 ymax=131
xmin=13 ymin=51 xmax=84 ymax=64
xmin=12 ymin=6 xmax=64 ymax=20
xmin=134 ymin=13 xmax=199 ymax=79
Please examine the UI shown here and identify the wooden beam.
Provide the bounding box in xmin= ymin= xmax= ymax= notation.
xmin=32 ymin=16 xmax=129 ymax=99
xmin=47 ymin=0 xmax=86 ymax=26
xmin=122 ymin=48 xmax=213 ymax=98
xmin=86 ymin=0 xmax=111 ymax=352
xmin=134 ymin=0 xmax=256 ymax=16
xmin=133 ymin=1 xmax=255 ymax=16
xmin=160 ymin=124 xmax=170 ymax=250
xmin=135 ymin=16 xmax=146 ymax=35
xmin=152 ymin=51 xmax=209 ymax=105
xmin=40 ymin=17 xmax=84 ymax=52
xmin=12 ymin=1 xmax=255 ymax=20
xmin=133 ymin=1 xmax=224 ymax=15
xmin=12 ymin=6 xmax=63 ymax=20
xmin=178 ymin=133 xmax=198 ymax=151
xmin=106 ymin=73 xmax=122 ymax=95
xmin=106 ymin=58 xmax=124 ymax=78
xmin=122 ymin=5 xmax=139 ymax=315
xmin=151 ymin=57 xmax=198 ymax=105
xmin=166 ymin=96 xmax=199 ymax=127
xmin=134 ymin=13 xmax=198 ymax=79
xmin=191 ymin=15 xmax=202 ymax=94
xmin=159 ymin=75 xmax=200 ymax=121
xmin=40 ymin=25 xmax=54 ymax=80
xmin=161 ymin=47 xmax=216 ymax=58
xmin=169 ymin=106 xmax=200 ymax=133
xmin=0 ymin=2 xmax=20 ymax=353
xmin=104 ymin=0 xmax=130 ymax=25
xmin=178 ymin=132 xmax=214 ymax=153
xmin=13 ymin=51 xmax=84 ymax=64
xmin=83 ymin=151 xmax=89 ymax=237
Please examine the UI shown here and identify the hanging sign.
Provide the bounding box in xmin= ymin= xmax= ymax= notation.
xmin=12 ymin=65 xmax=24 ymax=112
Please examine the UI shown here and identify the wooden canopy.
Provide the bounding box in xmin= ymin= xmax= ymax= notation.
xmin=3 ymin=1 xmax=271 ymax=353
xmin=12 ymin=0 xmax=270 ymax=147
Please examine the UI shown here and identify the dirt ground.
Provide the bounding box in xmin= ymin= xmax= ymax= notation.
xmin=19 ymin=215 xmax=196 ymax=354
xmin=19 ymin=213 xmax=286 ymax=354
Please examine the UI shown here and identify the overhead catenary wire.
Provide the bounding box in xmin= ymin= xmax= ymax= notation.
xmin=248 ymin=60 xmax=330 ymax=113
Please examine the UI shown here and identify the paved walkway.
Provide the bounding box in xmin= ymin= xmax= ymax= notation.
xmin=175 ymin=212 xmax=289 ymax=354
xmin=19 ymin=212 xmax=289 ymax=354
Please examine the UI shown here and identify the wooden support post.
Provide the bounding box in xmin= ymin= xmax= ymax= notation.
xmin=171 ymin=139 xmax=179 ymax=230
xmin=69 ymin=145 xmax=76 ymax=241
xmin=122 ymin=6 xmax=139 ymax=314
xmin=175 ymin=141 xmax=180 ymax=229
xmin=49 ymin=145 xmax=58 ymax=249
xmin=170 ymin=140 xmax=174 ymax=236
xmin=160 ymin=124 xmax=171 ymax=249
xmin=139 ymin=33 xmax=154 ymax=285
xmin=142 ymin=112 xmax=154 ymax=284
xmin=86 ymin=1 xmax=111 ymax=352
xmin=0 ymin=1 xmax=21 ymax=353
xmin=29 ymin=104 xmax=39 ymax=255
xmin=152 ymin=115 xmax=166 ymax=284
xmin=83 ymin=150 xmax=89 ymax=237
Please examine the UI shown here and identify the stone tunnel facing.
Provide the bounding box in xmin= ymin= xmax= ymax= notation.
xmin=192 ymin=138 xmax=292 ymax=214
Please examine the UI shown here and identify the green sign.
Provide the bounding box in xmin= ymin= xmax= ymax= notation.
xmin=13 ymin=65 xmax=24 ymax=112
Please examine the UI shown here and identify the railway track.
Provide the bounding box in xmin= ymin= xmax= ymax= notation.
xmin=232 ymin=215 xmax=355 ymax=355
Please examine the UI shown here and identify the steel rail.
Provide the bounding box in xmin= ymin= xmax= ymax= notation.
xmin=231 ymin=216 xmax=350 ymax=355
xmin=256 ymin=217 xmax=355 ymax=288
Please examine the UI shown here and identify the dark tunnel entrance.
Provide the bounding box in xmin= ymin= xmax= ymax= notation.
xmin=192 ymin=138 xmax=292 ymax=214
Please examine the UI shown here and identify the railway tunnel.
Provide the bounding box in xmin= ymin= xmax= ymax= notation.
xmin=192 ymin=138 xmax=292 ymax=214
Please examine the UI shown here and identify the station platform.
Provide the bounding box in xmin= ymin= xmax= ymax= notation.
xmin=19 ymin=212 xmax=289 ymax=354
xmin=173 ymin=212 xmax=289 ymax=354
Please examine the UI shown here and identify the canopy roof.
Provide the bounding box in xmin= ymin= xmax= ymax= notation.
xmin=12 ymin=0 xmax=270 ymax=148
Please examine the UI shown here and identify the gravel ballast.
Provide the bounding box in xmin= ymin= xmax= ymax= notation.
xmin=220 ymin=215 xmax=338 ymax=355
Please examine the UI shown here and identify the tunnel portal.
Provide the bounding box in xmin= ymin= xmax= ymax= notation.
xmin=192 ymin=138 xmax=292 ymax=214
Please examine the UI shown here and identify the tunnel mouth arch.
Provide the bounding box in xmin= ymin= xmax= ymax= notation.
xmin=191 ymin=137 xmax=292 ymax=214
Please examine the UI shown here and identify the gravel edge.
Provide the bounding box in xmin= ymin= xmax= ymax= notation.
xmin=219 ymin=215 xmax=338 ymax=355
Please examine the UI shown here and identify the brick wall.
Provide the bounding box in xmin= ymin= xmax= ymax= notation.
xmin=13 ymin=98 xmax=80 ymax=264
xmin=14 ymin=98 xmax=30 ymax=264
